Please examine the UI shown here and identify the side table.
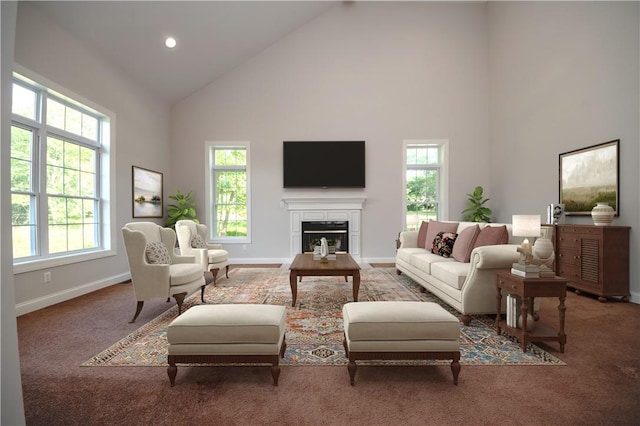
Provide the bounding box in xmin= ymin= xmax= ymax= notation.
xmin=495 ymin=270 xmax=568 ymax=353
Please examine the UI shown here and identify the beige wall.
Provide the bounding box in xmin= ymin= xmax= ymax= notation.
xmin=488 ymin=1 xmax=639 ymax=299
xmin=171 ymin=1 xmax=491 ymax=262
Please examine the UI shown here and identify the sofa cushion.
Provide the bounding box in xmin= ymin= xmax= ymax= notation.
xmin=417 ymin=221 xmax=429 ymax=248
xmin=431 ymin=261 xmax=469 ymax=290
xmin=452 ymin=224 xmax=480 ymax=263
xmin=397 ymin=247 xmax=426 ymax=264
xmin=424 ymin=221 xmax=459 ymax=252
xmin=432 ymin=231 xmax=457 ymax=257
xmin=145 ymin=241 xmax=172 ymax=264
xmin=473 ymin=224 xmax=508 ymax=249
xmin=410 ymin=251 xmax=455 ymax=274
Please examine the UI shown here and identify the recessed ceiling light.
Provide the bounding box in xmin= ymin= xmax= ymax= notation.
xmin=165 ymin=37 xmax=177 ymax=49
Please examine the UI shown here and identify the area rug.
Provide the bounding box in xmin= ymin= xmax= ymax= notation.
xmin=82 ymin=267 xmax=565 ymax=367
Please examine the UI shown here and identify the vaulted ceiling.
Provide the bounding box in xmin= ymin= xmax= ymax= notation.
xmin=32 ymin=1 xmax=337 ymax=104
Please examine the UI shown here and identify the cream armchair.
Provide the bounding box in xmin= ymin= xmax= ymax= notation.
xmin=122 ymin=222 xmax=206 ymax=323
xmin=175 ymin=220 xmax=229 ymax=285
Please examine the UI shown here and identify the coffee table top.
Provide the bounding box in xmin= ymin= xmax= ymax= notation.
xmin=289 ymin=253 xmax=360 ymax=272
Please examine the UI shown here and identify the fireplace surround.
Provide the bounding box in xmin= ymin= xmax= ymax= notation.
xmin=282 ymin=197 xmax=365 ymax=262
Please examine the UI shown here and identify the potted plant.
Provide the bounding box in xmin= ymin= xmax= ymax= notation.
xmin=166 ymin=189 xmax=198 ymax=229
xmin=462 ymin=185 xmax=492 ymax=222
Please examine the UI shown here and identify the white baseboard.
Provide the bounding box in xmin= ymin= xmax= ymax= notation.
xmin=15 ymin=272 xmax=131 ymax=316
xmin=228 ymin=256 xmax=396 ymax=266
xmin=362 ymin=257 xmax=396 ymax=264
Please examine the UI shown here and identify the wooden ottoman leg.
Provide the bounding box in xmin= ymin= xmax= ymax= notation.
xmin=347 ymin=360 xmax=357 ymax=386
xmin=167 ymin=357 xmax=177 ymax=387
xmin=271 ymin=364 xmax=281 ymax=386
xmin=450 ymin=354 xmax=461 ymax=386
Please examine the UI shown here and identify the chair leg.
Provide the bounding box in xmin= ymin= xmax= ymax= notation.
xmin=174 ymin=292 xmax=187 ymax=315
xmin=200 ymin=285 xmax=206 ymax=303
xmin=129 ymin=301 xmax=144 ymax=323
xmin=225 ymin=264 xmax=229 ymax=279
xmin=209 ymin=268 xmax=220 ymax=286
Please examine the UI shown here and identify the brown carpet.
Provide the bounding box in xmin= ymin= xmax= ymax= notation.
xmin=17 ymin=265 xmax=640 ymax=425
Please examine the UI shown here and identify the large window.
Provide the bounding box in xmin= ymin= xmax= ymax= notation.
xmin=206 ymin=142 xmax=251 ymax=243
xmin=403 ymin=140 xmax=448 ymax=230
xmin=11 ymin=72 xmax=112 ymax=266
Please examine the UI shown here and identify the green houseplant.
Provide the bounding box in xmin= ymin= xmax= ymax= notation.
xmin=462 ymin=186 xmax=492 ymax=223
xmin=166 ymin=189 xmax=198 ymax=229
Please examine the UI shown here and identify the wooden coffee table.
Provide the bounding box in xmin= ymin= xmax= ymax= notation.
xmin=288 ymin=253 xmax=361 ymax=307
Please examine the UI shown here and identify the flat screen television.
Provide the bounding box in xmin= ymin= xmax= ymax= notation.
xmin=283 ymin=141 xmax=365 ymax=188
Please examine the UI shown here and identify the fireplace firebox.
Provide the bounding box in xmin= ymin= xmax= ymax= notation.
xmin=301 ymin=221 xmax=349 ymax=253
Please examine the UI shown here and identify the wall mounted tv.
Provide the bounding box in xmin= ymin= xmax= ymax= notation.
xmin=283 ymin=141 xmax=365 ymax=188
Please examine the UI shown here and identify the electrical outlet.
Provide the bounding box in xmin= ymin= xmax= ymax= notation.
xmin=43 ymin=271 xmax=52 ymax=283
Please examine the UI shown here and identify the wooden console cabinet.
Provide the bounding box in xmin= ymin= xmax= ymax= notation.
xmin=555 ymin=224 xmax=630 ymax=302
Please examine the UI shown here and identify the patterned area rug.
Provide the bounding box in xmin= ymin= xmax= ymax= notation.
xmin=82 ymin=267 xmax=565 ymax=367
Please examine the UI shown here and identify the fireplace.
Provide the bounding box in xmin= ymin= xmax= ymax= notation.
xmin=281 ymin=197 xmax=365 ymax=261
xmin=302 ymin=221 xmax=349 ymax=253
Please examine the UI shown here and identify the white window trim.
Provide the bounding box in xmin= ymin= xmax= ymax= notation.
xmin=401 ymin=139 xmax=449 ymax=230
xmin=204 ymin=141 xmax=251 ymax=244
xmin=12 ymin=64 xmax=117 ymax=274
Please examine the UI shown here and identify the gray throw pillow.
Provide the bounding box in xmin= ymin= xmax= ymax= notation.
xmin=191 ymin=234 xmax=208 ymax=249
xmin=145 ymin=241 xmax=172 ymax=264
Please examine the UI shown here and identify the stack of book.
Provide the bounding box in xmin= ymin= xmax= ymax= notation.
xmin=511 ymin=263 xmax=540 ymax=278
xmin=506 ymin=294 xmax=522 ymax=328
xmin=313 ymin=253 xmax=336 ymax=261
xmin=538 ymin=265 xmax=556 ymax=278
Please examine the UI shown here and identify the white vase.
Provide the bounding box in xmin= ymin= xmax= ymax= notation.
xmin=518 ymin=313 xmax=535 ymax=331
xmin=591 ymin=202 xmax=614 ymax=226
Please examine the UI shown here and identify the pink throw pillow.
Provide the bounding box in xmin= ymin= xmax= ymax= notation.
xmin=417 ymin=221 xmax=429 ymax=249
xmin=473 ymin=225 xmax=509 ymax=249
xmin=424 ymin=221 xmax=459 ymax=252
xmin=452 ymin=224 xmax=481 ymax=262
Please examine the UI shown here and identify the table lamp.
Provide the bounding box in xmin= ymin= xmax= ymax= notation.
xmin=512 ymin=215 xmax=540 ymax=265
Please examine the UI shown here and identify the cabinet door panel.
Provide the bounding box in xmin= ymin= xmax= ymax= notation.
xmin=580 ymin=238 xmax=599 ymax=284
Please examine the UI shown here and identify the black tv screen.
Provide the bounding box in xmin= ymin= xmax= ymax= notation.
xmin=283 ymin=141 xmax=365 ymax=188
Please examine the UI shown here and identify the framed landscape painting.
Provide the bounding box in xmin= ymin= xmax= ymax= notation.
xmin=132 ymin=166 xmax=163 ymax=218
xmin=559 ymin=140 xmax=619 ymax=216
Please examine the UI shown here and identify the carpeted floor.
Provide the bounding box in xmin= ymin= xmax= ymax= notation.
xmin=82 ymin=268 xmax=563 ymax=367
xmin=16 ymin=265 xmax=640 ymax=425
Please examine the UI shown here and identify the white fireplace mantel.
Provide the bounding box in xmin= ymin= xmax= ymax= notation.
xmin=282 ymin=197 xmax=366 ymax=262
xmin=281 ymin=197 xmax=366 ymax=211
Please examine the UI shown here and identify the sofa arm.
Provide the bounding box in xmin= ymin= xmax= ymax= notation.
xmin=470 ymin=244 xmax=520 ymax=269
xmin=399 ymin=231 xmax=419 ymax=248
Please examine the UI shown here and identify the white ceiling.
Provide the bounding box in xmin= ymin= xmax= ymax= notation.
xmin=32 ymin=1 xmax=337 ymax=104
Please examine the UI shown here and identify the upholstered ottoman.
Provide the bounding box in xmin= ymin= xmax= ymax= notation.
xmin=167 ymin=304 xmax=287 ymax=386
xmin=342 ymin=301 xmax=461 ymax=385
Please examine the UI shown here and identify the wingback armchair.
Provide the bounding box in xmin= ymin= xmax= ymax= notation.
xmin=122 ymin=222 xmax=206 ymax=323
xmin=175 ymin=220 xmax=229 ymax=285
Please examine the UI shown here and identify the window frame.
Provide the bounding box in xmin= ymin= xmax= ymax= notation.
xmin=402 ymin=139 xmax=449 ymax=231
xmin=11 ymin=66 xmax=116 ymax=274
xmin=205 ymin=141 xmax=251 ymax=245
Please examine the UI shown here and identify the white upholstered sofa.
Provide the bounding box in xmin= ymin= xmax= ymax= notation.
xmin=396 ymin=221 xmax=522 ymax=325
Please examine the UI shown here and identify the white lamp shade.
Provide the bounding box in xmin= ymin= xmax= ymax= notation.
xmin=512 ymin=215 xmax=541 ymax=238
